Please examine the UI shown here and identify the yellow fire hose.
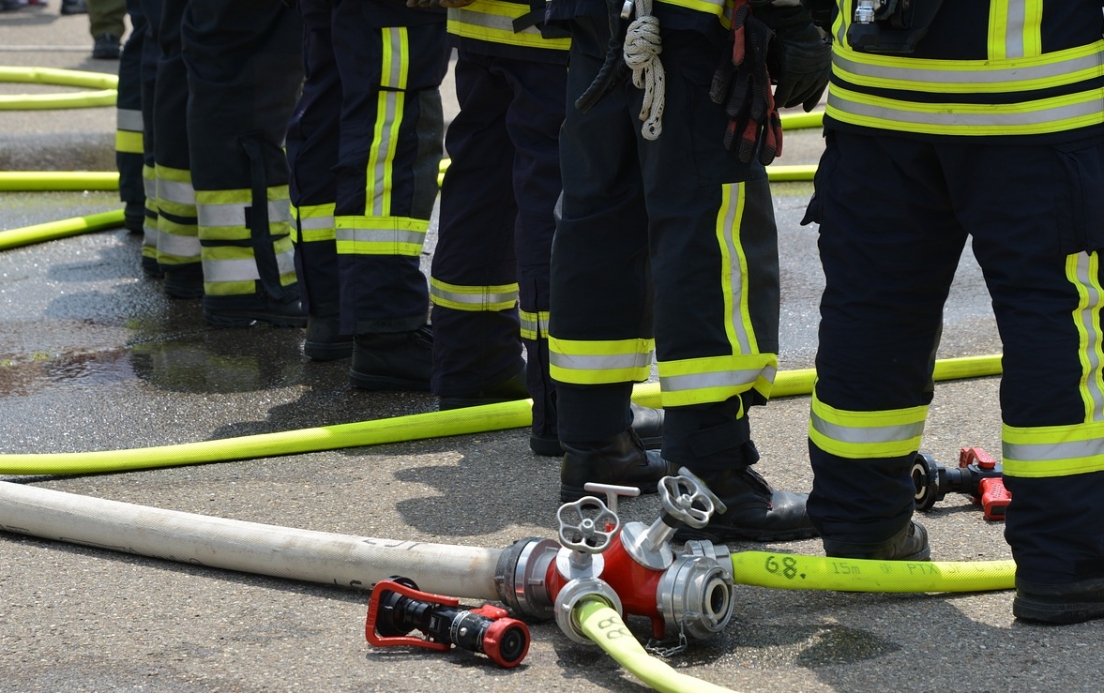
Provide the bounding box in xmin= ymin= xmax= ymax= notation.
xmin=0 ymin=208 xmax=125 ymax=252
xmin=0 ymin=65 xmax=118 ymax=110
xmin=578 ymin=599 xmax=742 ymax=693
xmin=0 ymin=355 xmax=1001 ymax=476
xmin=731 ymin=551 xmax=1015 ymax=592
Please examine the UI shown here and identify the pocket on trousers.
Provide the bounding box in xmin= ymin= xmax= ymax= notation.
xmin=1055 ymin=137 xmax=1104 ymax=255
xmin=800 ymin=130 xmax=839 ymax=226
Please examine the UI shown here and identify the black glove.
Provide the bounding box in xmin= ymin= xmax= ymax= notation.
xmin=754 ymin=4 xmax=832 ymax=112
xmin=710 ymin=0 xmax=783 ymax=165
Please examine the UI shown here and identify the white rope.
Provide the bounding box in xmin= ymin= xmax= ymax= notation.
xmin=623 ymin=0 xmax=665 ymax=140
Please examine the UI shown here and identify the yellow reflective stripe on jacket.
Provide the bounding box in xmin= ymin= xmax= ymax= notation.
xmin=826 ymin=83 xmax=1104 ymax=137
xmin=826 ymin=1 xmax=1104 ymax=137
xmin=1003 ymin=420 xmax=1104 ymax=478
xmin=809 ymin=392 xmax=928 ymax=459
xmin=195 ymin=187 xmax=293 ymax=241
xmin=658 ymin=353 xmax=777 ymax=407
xmin=520 ymin=309 xmax=549 ymax=341
xmin=830 ymin=43 xmax=1104 ymax=95
xmin=334 ymin=216 xmax=428 ymax=257
xmin=549 ymin=336 xmax=655 ymax=384
xmin=292 ymin=203 xmax=336 ymax=244
xmin=448 ymin=1 xmax=570 ymax=50
xmin=1069 ymin=252 xmax=1104 ymax=423
xmin=656 ymin=0 xmax=729 ymax=21
xmin=989 ymin=0 xmax=1044 ymax=60
xmin=429 ymin=277 xmax=519 ymax=312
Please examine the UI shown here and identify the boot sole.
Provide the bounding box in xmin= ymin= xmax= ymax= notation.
xmin=1013 ymin=595 xmax=1104 ymax=625
xmin=204 ymin=311 xmax=306 ymax=329
xmin=349 ymin=369 xmax=430 ymax=392
xmin=304 ymin=340 xmax=354 ymax=361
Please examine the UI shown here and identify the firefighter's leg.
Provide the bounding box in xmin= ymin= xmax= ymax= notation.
xmin=288 ymin=0 xmax=349 ymax=357
xmin=183 ymin=0 xmax=305 ymax=327
xmin=332 ymin=11 xmax=448 ymax=390
xmin=117 ymin=0 xmax=146 ymax=235
xmin=809 ymin=131 xmax=967 ymax=559
xmin=959 ymin=138 xmax=1104 ymax=623
xmin=153 ymin=0 xmax=201 ymax=300
xmin=430 ymin=51 xmax=528 ymax=409
xmin=137 ymin=0 xmax=162 ymax=279
xmin=551 ymin=16 xmax=672 ymax=502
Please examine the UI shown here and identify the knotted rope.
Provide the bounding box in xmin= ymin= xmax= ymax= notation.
xmin=622 ymin=0 xmax=665 ymax=140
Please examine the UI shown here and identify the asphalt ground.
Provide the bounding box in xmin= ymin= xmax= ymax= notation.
xmin=1 ymin=8 xmax=1099 ymax=693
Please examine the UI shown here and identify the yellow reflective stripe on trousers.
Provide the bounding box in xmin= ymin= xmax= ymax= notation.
xmin=809 ymin=391 xmax=928 ymax=459
xmin=656 ymin=181 xmax=776 ymax=406
xmin=292 ymin=203 xmax=336 ymax=244
xmin=116 ymin=130 xmax=143 ymax=155
xmin=115 ymin=107 xmax=143 ymax=154
xmin=549 ymin=336 xmax=655 ymax=384
xmin=195 ymin=187 xmax=293 ymax=241
xmin=429 ymin=277 xmax=519 ymax=312
xmin=367 ymin=27 xmax=408 ymax=219
xmin=155 ymin=164 xmax=196 ymax=218
xmin=716 ymin=181 xmax=760 ymax=357
xmin=142 ymin=164 xmax=159 ymax=258
xmin=658 ymin=354 xmax=777 ymax=407
xmin=201 ymin=240 xmax=297 ymax=286
xmin=157 ymin=225 xmax=200 ymax=259
xmin=520 ymin=309 xmax=549 ymax=341
xmin=154 ymin=165 xmax=199 ymax=261
xmin=1069 ymin=251 xmax=1104 ymax=424
xmin=334 ymin=216 xmax=427 ymax=256
xmin=143 ymin=164 xmax=156 ymax=201
xmin=447 ymin=2 xmax=570 ymax=51
xmin=1003 ymin=420 xmax=1104 ymax=478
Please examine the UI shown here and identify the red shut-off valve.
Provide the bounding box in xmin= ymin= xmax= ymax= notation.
xmin=366 ymin=576 xmax=530 ymax=668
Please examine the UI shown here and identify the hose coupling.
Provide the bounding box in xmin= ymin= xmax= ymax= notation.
xmin=554 ymin=577 xmax=624 ymax=645
xmin=656 ymin=555 xmax=734 ymax=640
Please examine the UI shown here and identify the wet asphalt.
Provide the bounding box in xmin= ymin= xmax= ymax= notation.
xmin=1 ymin=7 xmax=1099 ymax=693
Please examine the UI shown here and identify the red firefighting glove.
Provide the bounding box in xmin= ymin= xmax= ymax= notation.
xmin=710 ymin=0 xmax=783 ymax=165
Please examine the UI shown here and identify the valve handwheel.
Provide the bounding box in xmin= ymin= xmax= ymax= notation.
xmin=557 ymin=497 xmax=620 ymax=553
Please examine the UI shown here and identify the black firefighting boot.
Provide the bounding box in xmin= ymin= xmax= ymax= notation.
xmin=674 ymin=464 xmax=818 ymax=543
xmin=349 ymin=325 xmax=432 ymax=392
xmin=1014 ymin=577 xmax=1104 ymax=625
xmin=438 ymin=369 xmax=530 ymax=410
xmin=304 ymin=314 xmax=353 ymax=361
xmin=822 ymin=521 xmax=930 ymax=561
xmin=560 ymin=429 xmax=678 ymax=503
